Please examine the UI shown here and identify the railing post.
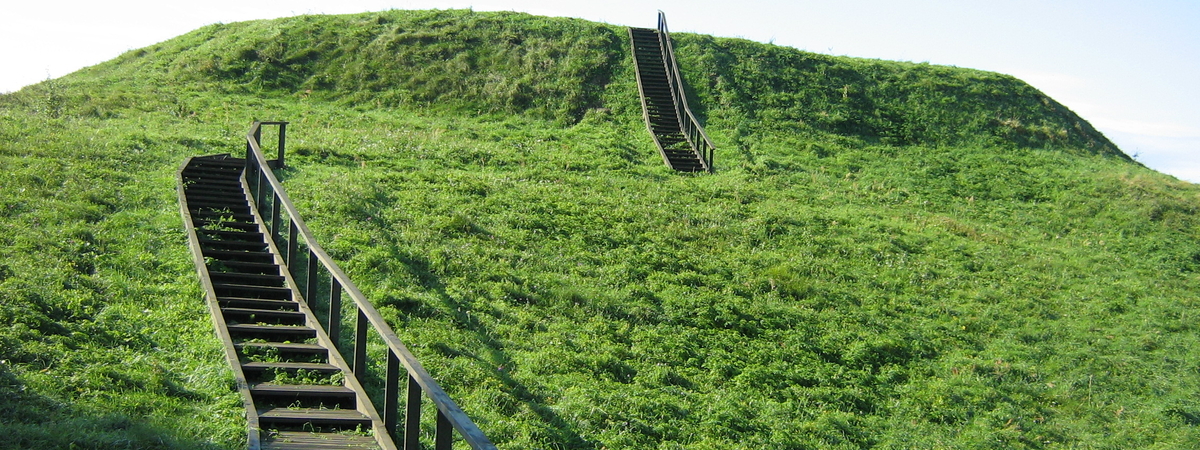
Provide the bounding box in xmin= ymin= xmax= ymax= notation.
xmin=306 ymin=249 xmax=319 ymax=305
xmin=385 ymin=350 xmax=400 ymax=439
xmin=436 ymin=410 xmax=452 ymax=450
xmin=277 ymin=123 xmax=287 ymax=169
xmin=245 ymin=141 xmax=253 ymax=176
xmin=405 ymin=375 xmax=422 ymax=450
xmin=287 ymin=220 xmax=299 ymax=269
xmin=328 ymin=281 xmax=342 ymax=346
xmin=354 ymin=309 xmax=368 ymax=378
xmin=255 ymin=169 xmax=265 ymax=210
xmin=271 ymin=192 xmax=282 ymax=241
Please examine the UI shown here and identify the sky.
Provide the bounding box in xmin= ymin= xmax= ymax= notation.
xmin=3 ymin=0 xmax=1198 ymax=182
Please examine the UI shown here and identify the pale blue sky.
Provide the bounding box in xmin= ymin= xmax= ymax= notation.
xmin=3 ymin=0 xmax=1197 ymax=182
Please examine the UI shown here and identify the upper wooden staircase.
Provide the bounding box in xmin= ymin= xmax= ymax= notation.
xmin=179 ymin=122 xmax=496 ymax=450
xmin=630 ymin=12 xmax=716 ymax=172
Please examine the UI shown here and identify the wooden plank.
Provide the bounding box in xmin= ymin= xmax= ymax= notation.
xmin=211 ymin=272 xmax=286 ymax=285
xmin=222 ymin=307 xmax=307 ymax=323
xmin=238 ymin=342 xmax=327 ymax=354
xmin=219 ymin=297 xmax=299 ymax=311
xmin=262 ymin=431 xmax=378 ymax=449
xmin=251 ymin=384 xmax=355 ymax=397
xmin=213 ymin=283 xmax=293 ymax=298
xmin=227 ymin=324 xmax=315 ymax=336
xmin=258 ymin=407 xmax=371 ymax=424
xmin=242 ymin=361 xmax=339 ymax=373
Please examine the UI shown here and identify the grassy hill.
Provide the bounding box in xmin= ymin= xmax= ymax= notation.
xmin=3 ymin=9 xmax=1199 ymax=449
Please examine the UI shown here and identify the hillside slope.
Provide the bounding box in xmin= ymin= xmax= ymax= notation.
xmin=3 ymin=9 xmax=1198 ymax=450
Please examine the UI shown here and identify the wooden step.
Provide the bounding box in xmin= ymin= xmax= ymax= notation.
xmin=242 ymin=361 xmax=339 ymax=373
xmin=184 ymin=169 xmax=241 ymax=176
xmin=182 ymin=164 xmax=242 ymax=172
xmin=210 ymin=272 xmax=285 ymax=286
xmin=220 ymin=297 xmax=299 ymax=311
xmin=213 ymin=260 xmax=281 ymax=275
xmin=182 ymin=169 xmax=242 ymax=178
xmin=190 ymin=210 xmax=257 ymax=221
xmin=214 ymin=283 xmax=292 ymax=299
xmin=185 ymin=185 xmax=246 ymax=195
xmin=227 ymin=324 xmax=316 ymax=340
xmin=186 ymin=178 xmax=244 ymax=187
xmin=203 ymin=249 xmax=275 ymax=263
xmin=222 ymin=307 xmax=307 ymax=324
xmin=188 ymin=157 xmax=245 ymax=167
xmin=193 ymin=219 xmax=259 ymax=231
xmin=186 ymin=189 xmax=247 ymax=198
xmin=198 ymin=229 xmax=265 ymax=241
xmin=257 ymin=407 xmax=371 ymax=427
xmin=251 ymin=383 xmax=355 ymax=399
xmin=200 ymin=239 xmax=269 ymax=252
xmin=186 ymin=200 xmax=249 ymax=211
xmin=238 ymin=342 xmax=328 ymax=356
xmin=261 ymin=431 xmax=379 ymax=449
xmin=185 ymin=167 xmax=243 ymax=177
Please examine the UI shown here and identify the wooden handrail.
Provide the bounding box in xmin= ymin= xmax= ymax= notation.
xmin=243 ymin=121 xmax=497 ymax=450
xmin=657 ymin=11 xmax=716 ymax=171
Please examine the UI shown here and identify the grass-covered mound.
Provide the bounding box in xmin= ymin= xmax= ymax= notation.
xmin=3 ymin=8 xmax=1198 ymax=449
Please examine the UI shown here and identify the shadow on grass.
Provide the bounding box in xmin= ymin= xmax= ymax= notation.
xmin=396 ymin=251 xmax=599 ymax=450
xmin=0 ymin=364 xmax=235 ymax=450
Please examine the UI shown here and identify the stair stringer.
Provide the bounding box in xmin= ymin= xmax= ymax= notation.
xmin=177 ymin=155 xmax=263 ymax=450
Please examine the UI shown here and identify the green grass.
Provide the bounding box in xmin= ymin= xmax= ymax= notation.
xmin=2 ymin=8 xmax=1199 ymax=449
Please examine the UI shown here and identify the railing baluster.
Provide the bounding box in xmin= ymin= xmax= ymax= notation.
xmin=328 ymin=281 xmax=342 ymax=346
xmin=405 ymin=375 xmax=422 ymax=450
xmin=354 ymin=308 xmax=368 ymax=377
xmin=306 ymin=248 xmax=318 ymax=305
xmin=245 ymin=143 xmax=253 ymax=185
xmin=277 ymin=123 xmax=287 ymax=168
xmin=256 ymin=169 xmax=266 ymax=210
xmin=436 ymin=410 xmax=452 ymax=450
xmin=287 ymin=219 xmax=298 ymax=269
xmin=271 ymin=192 xmax=282 ymax=240
xmin=385 ymin=349 xmax=400 ymax=439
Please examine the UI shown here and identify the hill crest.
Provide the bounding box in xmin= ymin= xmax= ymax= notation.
xmin=60 ymin=9 xmax=1124 ymax=158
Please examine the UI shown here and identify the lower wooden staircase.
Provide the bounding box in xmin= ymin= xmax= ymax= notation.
xmin=180 ymin=122 xmax=496 ymax=450
xmin=630 ymin=12 xmax=715 ymax=172
xmin=180 ymin=154 xmax=384 ymax=449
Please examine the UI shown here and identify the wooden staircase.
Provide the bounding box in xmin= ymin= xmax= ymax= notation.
xmin=630 ymin=12 xmax=715 ymax=172
xmin=179 ymin=155 xmax=386 ymax=449
xmin=180 ymin=122 xmax=496 ymax=450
